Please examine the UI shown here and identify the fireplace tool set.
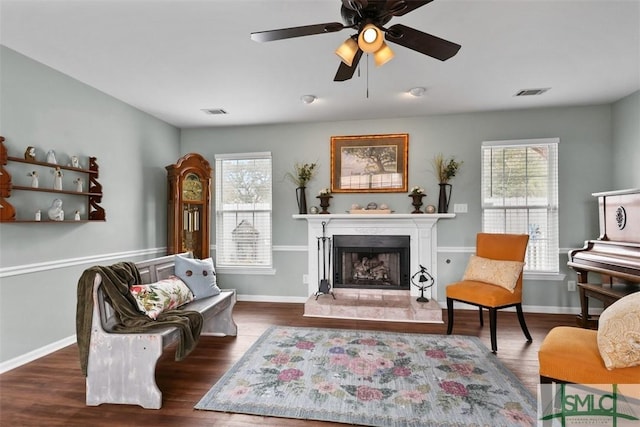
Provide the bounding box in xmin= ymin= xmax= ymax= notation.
xmin=316 ymin=221 xmax=335 ymax=300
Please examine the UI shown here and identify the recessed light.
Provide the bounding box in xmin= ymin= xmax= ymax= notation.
xmin=409 ymin=87 xmax=426 ymax=97
xmin=301 ymin=95 xmax=317 ymax=104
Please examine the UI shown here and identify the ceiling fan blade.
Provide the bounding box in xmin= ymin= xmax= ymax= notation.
xmin=342 ymin=0 xmax=368 ymax=11
xmin=385 ymin=0 xmax=433 ymax=16
xmin=334 ymin=50 xmax=363 ymax=81
xmin=386 ymin=23 xmax=461 ymax=61
xmin=251 ymin=22 xmax=345 ymax=42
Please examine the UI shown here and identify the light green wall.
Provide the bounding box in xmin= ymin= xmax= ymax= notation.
xmin=0 ymin=46 xmax=181 ymax=362
xmin=180 ymin=103 xmax=614 ymax=308
xmin=1 ymin=42 xmax=638 ymax=366
xmin=612 ymin=90 xmax=640 ymax=188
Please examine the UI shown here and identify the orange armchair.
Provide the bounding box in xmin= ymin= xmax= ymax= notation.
xmin=446 ymin=233 xmax=531 ymax=353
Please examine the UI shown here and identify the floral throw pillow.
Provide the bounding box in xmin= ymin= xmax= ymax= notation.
xmin=597 ymin=292 xmax=640 ymax=369
xmin=130 ymin=275 xmax=194 ymax=320
xmin=462 ymin=255 xmax=525 ymax=293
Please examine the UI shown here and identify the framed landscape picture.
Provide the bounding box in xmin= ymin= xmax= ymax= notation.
xmin=330 ymin=133 xmax=408 ymax=193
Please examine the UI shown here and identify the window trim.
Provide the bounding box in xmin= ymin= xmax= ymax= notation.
xmin=214 ymin=152 xmax=273 ymax=271
xmin=481 ymin=137 xmax=560 ymax=273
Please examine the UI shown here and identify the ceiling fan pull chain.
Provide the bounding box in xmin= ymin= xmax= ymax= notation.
xmin=366 ymin=53 xmax=370 ymax=99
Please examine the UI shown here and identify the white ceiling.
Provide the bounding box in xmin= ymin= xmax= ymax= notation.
xmin=1 ymin=0 xmax=639 ymax=129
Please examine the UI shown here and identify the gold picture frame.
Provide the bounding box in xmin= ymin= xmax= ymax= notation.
xmin=330 ymin=133 xmax=408 ymax=193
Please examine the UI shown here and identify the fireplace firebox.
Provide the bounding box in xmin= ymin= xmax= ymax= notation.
xmin=333 ymin=235 xmax=410 ymax=290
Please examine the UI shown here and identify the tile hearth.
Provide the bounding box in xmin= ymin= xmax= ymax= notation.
xmin=303 ymin=289 xmax=443 ymax=324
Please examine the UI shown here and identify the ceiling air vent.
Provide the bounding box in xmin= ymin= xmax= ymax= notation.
xmin=201 ymin=108 xmax=228 ymax=115
xmin=515 ymin=88 xmax=550 ymax=97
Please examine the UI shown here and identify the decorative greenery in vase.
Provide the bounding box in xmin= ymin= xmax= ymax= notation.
xmin=432 ymin=153 xmax=463 ymax=183
xmin=410 ymin=186 xmax=425 ymax=195
xmin=409 ymin=186 xmax=425 ymax=214
xmin=285 ymin=162 xmax=318 ymax=187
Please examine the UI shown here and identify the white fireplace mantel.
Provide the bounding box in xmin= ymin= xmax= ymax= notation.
xmin=294 ymin=214 xmax=455 ymax=298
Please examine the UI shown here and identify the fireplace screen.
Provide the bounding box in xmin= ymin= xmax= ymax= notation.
xmin=333 ymin=235 xmax=410 ymax=290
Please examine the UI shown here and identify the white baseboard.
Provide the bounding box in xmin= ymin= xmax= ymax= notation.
xmin=237 ymin=294 xmax=308 ymax=303
xmin=0 ymin=335 xmax=76 ymax=374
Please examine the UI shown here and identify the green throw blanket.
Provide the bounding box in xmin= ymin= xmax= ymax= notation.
xmin=76 ymin=261 xmax=203 ymax=376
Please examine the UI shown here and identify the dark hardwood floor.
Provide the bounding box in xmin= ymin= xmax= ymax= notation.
xmin=0 ymin=302 xmax=575 ymax=426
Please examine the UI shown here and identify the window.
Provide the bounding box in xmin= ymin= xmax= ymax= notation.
xmin=215 ymin=152 xmax=272 ymax=271
xmin=481 ymin=138 xmax=559 ymax=273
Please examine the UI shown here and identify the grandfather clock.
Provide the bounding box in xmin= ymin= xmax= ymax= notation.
xmin=166 ymin=153 xmax=212 ymax=259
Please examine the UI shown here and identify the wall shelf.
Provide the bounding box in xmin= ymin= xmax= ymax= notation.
xmin=0 ymin=136 xmax=105 ymax=222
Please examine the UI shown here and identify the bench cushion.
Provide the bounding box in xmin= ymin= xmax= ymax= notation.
xmin=130 ymin=275 xmax=194 ymax=320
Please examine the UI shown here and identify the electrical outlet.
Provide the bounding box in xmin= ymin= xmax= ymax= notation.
xmin=453 ymin=203 xmax=468 ymax=213
xmin=303 ymin=274 xmax=309 ymax=285
xmin=567 ymin=280 xmax=576 ymax=292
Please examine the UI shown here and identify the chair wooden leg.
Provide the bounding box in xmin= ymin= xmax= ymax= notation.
xmin=446 ymin=298 xmax=454 ymax=335
xmin=489 ymin=308 xmax=498 ymax=353
xmin=516 ymin=303 xmax=532 ymax=342
xmin=478 ymin=307 xmax=484 ymax=327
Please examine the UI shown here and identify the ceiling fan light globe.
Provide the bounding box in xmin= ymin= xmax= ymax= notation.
xmin=374 ymin=42 xmax=394 ymax=66
xmin=335 ymin=37 xmax=359 ymax=67
xmin=363 ymin=27 xmax=377 ymax=43
xmin=358 ymin=24 xmax=383 ymax=53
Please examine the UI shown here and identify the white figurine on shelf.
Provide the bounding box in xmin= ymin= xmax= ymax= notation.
xmin=74 ymin=210 xmax=81 ymax=221
xmin=35 ymin=210 xmax=41 ymax=221
xmin=48 ymin=198 xmax=64 ymax=221
xmin=46 ymin=150 xmax=57 ymax=164
xmin=28 ymin=171 xmax=39 ymax=188
xmin=74 ymin=178 xmax=83 ymax=192
xmin=71 ymin=156 xmax=80 ymax=168
xmin=52 ymin=167 xmax=63 ymax=190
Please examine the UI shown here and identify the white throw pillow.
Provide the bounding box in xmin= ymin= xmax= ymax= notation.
xmin=174 ymin=254 xmax=221 ymax=299
xmin=597 ymin=292 xmax=640 ymax=370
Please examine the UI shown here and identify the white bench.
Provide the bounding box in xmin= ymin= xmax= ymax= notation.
xmin=85 ymin=253 xmax=237 ymax=409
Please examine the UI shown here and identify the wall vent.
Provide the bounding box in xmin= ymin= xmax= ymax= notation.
xmin=515 ymin=88 xmax=550 ymax=97
xmin=201 ymin=108 xmax=228 ymax=115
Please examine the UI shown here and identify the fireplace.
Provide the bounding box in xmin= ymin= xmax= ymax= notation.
xmin=333 ymin=235 xmax=410 ymax=290
xmin=295 ymin=213 xmax=454 ymax=300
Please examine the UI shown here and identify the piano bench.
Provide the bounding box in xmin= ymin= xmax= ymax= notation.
xmin=538 ymin=326 xmax=640 ymax=384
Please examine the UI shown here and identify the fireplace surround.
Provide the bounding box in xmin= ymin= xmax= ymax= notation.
xmin=295 ymin=213 xmax=454 ymax=300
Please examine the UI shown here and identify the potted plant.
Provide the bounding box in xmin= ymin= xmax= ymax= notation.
xmin=317 ymin=188 xmax=332 ymax=214
xmin=432 ymin=154 xmax=462 ymax=213
xmin=285 ymin=162 xmax=317 ymax=214
xmin=409 ymin=186 xmax=426 ymax=214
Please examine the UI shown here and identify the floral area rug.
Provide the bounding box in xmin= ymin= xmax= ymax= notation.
xmin=195 ymin=326 xmax=536 ymax=426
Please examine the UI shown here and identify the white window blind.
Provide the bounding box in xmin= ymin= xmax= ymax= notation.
xmin=215 ymin=152 xmax=272 ymax=269
xmin=481 ymin=138 xmax=559 ymax=273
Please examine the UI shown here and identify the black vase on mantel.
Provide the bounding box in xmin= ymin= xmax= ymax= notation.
xmin=438 ymin=183 xmax=452 ymax=213
xmin=296 ymin=186 xmax=308 ymax=214
xmin=317 ymin=195 xmax=332 ymax=214
xmin=409 ymin=194 xmax=425 ymax=214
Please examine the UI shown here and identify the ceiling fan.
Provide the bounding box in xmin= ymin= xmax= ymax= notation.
xmin=250 ymin=0 xmax=461 ymax=82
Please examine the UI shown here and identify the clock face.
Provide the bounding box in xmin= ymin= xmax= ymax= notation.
xmin=182 ymin=173 xmax=203 ymax=201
